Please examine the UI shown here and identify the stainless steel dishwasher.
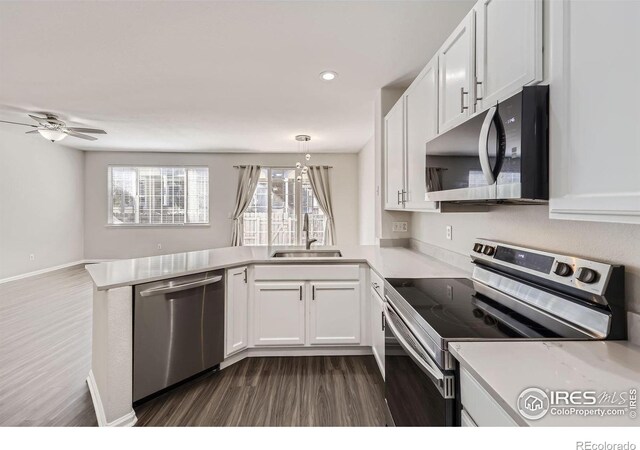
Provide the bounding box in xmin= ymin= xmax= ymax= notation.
xmin=133 ymin=270 xmax=224 ymax=403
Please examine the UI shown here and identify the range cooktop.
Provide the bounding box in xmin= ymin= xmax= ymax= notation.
xmin=386 ymin=277 xmax=562 ymax=341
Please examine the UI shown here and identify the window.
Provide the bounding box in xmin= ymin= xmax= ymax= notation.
xmin=242 ymin=168 xmax=326 ymax=246
xmin=108 ymin=166 xmax=209 ymax=225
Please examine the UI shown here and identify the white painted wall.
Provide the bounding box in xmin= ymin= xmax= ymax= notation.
xmin=84 ymin=152 xmax=359 ymax=259
xmin=357 ymin=136 xmax=375 ymax=245
xmin=411 ymin=206 xmax=640 ymax=313
xmin=0 ymin=130 xmax=85 ymax=279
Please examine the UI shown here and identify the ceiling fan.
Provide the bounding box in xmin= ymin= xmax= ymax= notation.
xmin=0 ymin=113 xmax=107 ymax=142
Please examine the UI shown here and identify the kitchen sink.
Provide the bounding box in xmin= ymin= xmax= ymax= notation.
xmin=271 ymin=249 xmax=342 ymax=258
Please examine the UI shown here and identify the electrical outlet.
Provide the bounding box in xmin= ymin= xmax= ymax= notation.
xmin=157 ymin=243 xmax=162 ymax=250
xmin=29 ymin=254 xmax=35 ymax=261
xmin=393 ymin=222 xmax=408 ymax=232
xmin=446 ymin=225 xmax=452 ymax=240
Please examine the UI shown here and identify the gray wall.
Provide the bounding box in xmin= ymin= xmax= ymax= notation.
xmin=0 ymin=130 xmax=85 ymax=278
xmin=411 ymin=206 xmax=640 ymax=313
xmin=84 ymin=151 xmax=359 ymax=259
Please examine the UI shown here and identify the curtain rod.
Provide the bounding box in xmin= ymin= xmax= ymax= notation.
xmin=233 ymin=165 xmax=333 ymax=169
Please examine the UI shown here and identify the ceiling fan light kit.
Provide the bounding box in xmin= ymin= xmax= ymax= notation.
xmin=0 ymin=113 xmax=106 ymax=143
xmin=37 ymin=129 xmax=67 ymax=142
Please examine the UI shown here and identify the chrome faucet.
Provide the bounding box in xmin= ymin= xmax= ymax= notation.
xmin=302 ymin=213 xmax=317 ymax=250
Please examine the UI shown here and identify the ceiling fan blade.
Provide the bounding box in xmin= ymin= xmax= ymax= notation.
xmin=64 ymin=130 xmax=98 ymax=141
xmin=25 ymin=129 xmax=41 ymax=134
xmin=28 ymin=114 xmax=49 ymax=124
xmin=0 ymin=119 xmax=38 ymax=127
xmin=65 ymin=127 xmax=106 ymax=134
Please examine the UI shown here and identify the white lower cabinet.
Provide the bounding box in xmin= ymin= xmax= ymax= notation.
xmin=249 ymin=265 xmax=365 ymax=349
xmin=309 ymin=281 xmax=361 ymax=345
xmin=253 ymin=281 xmax=305 ymax=346
xmin=460 ymin=367 xmax=518 ymax=427
xmin=225 ymin=266 xmax=249 ymax=356
xmin=370 ymin=286 xmax=385 ymax=379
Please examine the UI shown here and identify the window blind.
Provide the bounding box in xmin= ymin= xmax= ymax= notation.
xmin=108 ymin=166 xmax=209 ymax=225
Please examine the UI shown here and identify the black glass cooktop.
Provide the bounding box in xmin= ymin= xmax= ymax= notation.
xmin=386 ymin=278 xmax=561 ymax=340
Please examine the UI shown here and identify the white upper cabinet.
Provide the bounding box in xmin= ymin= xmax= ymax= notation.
xmin=253 ymin=281 xmax=305 ymax=346
xmin=225 ymin=266 xmax=249 ymax=356
xmin=384 ymin=98 xmax=406 ymax=210
xmin=548 ymin=0 xmax=640 ymax=224
xmin=308 ymin=281 xmax=361 ymax=345
xmin=474 ymin=0 xmax=543 ymax=113
xmin=438 ymin=10 xmax=475 ymax=133
xmin=404 ymin=55 xmax=440 ymax=211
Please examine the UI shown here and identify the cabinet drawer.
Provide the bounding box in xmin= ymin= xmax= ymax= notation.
xmin=370 ymin=269 xmax=384 ymax=299
xmin=460 ymin=367 xmax=518 ymax=427
xmin=253 ymin=264 xmax=360 ymax=281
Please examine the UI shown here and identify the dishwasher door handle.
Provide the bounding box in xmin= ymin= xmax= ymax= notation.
xmin=139 ymin=275 xmax=222 ymax=297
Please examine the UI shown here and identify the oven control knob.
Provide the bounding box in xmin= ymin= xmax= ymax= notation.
xmin=473 ymin=243 xmax=484 ymax=253
xmin=576 ymin=267 xmax=599 ymax=284
xmin=553 ymin=262 xmax=573 ymax=277
xmin=482 ymin=245 xmax=495 ymax=256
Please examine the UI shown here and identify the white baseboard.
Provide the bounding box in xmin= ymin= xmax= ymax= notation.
xmin=87 ymin=370 xmax=137 ymax=427
xmin=221 ymin=345 xmax=373 ymax=369
xmin=0 ymin=259 xmax=113 ymax=285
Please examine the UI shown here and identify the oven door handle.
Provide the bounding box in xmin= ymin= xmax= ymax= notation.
xmin=385 ymin=305 xmax=444 ymax=382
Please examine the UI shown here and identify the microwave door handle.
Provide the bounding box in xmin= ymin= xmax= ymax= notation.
xmin=478 ymin=106 xmax=497 ymax=186
xmin=384 ymin=305 xmax=444 ymax=382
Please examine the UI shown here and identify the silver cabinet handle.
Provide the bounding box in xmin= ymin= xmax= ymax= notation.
xmin=401 ymin=189 xmax=407 ymax=206
xmin=139 ymin=275 xmax=222 ymax=297
xmin=475 ymin=80 xmax=483 ymax=102
xmin=312 ymin=285 xmax=315 ymax=300
xmin=478 ymin=106 xmax=498 ymax=185
xmin=460 ymin=87 xmax=469 ymax=113
xmin=382 ymin=311 xmax=385 ymax=331
xmin=397 ymin=190 xmax=401 ymax=205
xmin=299 ymin=286 xmax=302 ymax=301
xmin=243 ymin=267 xmax=247 ymax=283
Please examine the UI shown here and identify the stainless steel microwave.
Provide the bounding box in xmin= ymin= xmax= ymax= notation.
xmin=425 ymin=85 xmax=548 ymax=203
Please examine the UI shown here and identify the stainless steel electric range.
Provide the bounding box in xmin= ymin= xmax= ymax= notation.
xmin=383 ymin=239 xmax=626 ymax=427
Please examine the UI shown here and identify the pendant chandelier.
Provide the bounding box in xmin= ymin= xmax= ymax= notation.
xmin=295 ymin=134 xmax=311 ymax=182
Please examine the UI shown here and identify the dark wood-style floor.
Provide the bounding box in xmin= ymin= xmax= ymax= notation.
xmin=0 ymin=266 xmax=97 ymax=426
xmin=135 ymin=356 xmax=386 ymax=427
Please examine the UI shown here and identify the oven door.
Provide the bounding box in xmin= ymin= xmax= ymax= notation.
xmin=384 ymin=304 xmax=456 ymax=426
xmin=425 ymin=102 xmax=505 ymax=202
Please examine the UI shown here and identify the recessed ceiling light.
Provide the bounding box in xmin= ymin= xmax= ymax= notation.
xmin=320 ymin=71 xmax=338 ymax=81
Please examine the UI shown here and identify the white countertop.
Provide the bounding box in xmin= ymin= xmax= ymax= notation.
xmin=85 ymin=244 xmax=467 ymax=290
xmin=449 ymin=340 xmax=640 ymax=427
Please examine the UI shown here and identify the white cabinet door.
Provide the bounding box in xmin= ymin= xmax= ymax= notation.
xmin=225 ymin=266 xmax=249 ymax=356
xmin=438 ymin=10 xmax=475 ymax=133
xmin=384 ymin=98 xmax=405 ymax=210
xmin=474 ymin=0 xmax=542 ymax=113
xmin=548 ymin=1 xmax=640 ymax=224
xmin=404 ymin=54 xmax=440 ymax=211
xmin=370 ymin=287 xmax=385 ymax=379
xmin=254 ymin=281 xmax=305 ymax=346
xmin=309 ymin=281 xmax=360 ymax=345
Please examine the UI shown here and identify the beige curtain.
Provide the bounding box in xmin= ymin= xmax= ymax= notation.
xmin=231 ymin=165 xmax=262 ymax=246
xmin=307 ymin=166 xmax=336 ymax=246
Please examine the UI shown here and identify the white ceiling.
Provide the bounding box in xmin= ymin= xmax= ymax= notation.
xmin=0 ymin=0 xmax=473 ymax=153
